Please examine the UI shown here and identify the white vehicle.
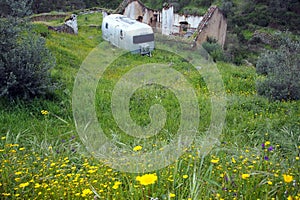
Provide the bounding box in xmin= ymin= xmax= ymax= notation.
xmin=102 ymin=14 xmax=154 ymax=55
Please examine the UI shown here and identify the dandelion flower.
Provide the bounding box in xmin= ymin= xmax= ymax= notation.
xmin=136 ymin=173 xmax=158 ymax=186
xmin=241 ymin=174 xmax=250 ymax=179
xmin=283 ymin=174 xmax=293 ymax=183
xmin=183 ymin=175 xmax=188 ymax=179
xmin=133 ymin=145 xmax=142 ymax=151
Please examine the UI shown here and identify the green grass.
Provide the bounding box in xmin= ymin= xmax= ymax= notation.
xmin=1 ymin=12 xmax=300 ymax=199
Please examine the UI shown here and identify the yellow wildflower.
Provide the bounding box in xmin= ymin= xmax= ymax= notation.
xmin=211 ymin=158 xmax=219 ymax=164
xmin=112 ymin=181 xmax=122 ymax=189
xmin=88 ymin=169 xmax=97 ymax=174
xmin=15 ymin=171 xmax=22 ymax=175
xmin=136 ymin=173 xmax=158 ymax=186
xmin=81 ymin=189 xmax=93 ymax=197
xmin=241 ymin=174 xmax=250 ymax=179
xmin=283 ymin=174 xmax=293 ymax=183
xmin=133 ymin=145 xmax=143 ymax=151
xmin=265 ymin=141 xmax=271 ymax=146
xmin=41 ymin=110 xmax=49 ymax=115
xmin=183 ymin=175 xmax=188 ymax=179
xmin=232 ymin=157 xmax=236 ymax=163
xmin=75 ymin=193 xmax=80 ymax=196
xmin=169 ymin=193 xmax=176 ymax=198
xmin=267 ymin=181 xmax=273 ymax=185
xmin=19 ymin=182 xmax=29 ymax=188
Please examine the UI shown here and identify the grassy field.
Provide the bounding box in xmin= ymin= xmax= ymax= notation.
xmin=0 ymin=12 xmax=299 ymax=199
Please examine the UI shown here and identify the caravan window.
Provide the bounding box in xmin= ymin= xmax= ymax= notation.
xmin=120 ymin=30 xmax=124 ymax=39
xmin=133 ymin=33 xmax=154 ymax=44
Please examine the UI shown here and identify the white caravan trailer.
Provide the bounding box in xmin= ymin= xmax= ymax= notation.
xmin=102 ymin=14 xmax=154 ymax=55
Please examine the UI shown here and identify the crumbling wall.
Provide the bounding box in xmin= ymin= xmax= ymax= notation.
xmin=115 ymin=0 xmax=157 ymax=25
xmin=173 ymin=14 xmax=202 ymax=29
xmin=194 ymin=6 xmax=227 ymax=48
xmin=48 ymin=14 xmax=78 ymax=34
xmin=161 ymin=5 xmax=173 ymax=35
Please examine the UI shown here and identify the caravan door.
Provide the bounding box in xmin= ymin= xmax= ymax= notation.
xmin=112 ymin=25 xmax=121 ymax=47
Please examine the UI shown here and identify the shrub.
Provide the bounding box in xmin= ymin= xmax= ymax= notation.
xmin=256 ymin=37 xmax=300 ymax=101
xmin=0 ymin=0 xmax=32 ymax=18
xmin=0 ymin=18 xmax=56 ymax=100
xmin=202 ymin=37 xmax=225 ymax=62
xmin=220 ymin=0 xmax=233 ymax=18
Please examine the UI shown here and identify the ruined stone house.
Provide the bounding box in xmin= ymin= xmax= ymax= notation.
xmin=114 ymin=0 xmax=227 ymax=48
xmin=115 ymin=0 xmax=160 ymax=30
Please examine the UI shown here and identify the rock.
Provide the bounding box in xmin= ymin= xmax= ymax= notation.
xmin=242 ymin=59 xmax=254 ymax=67
xmin=250 ymin=30 xmax=274 ymax=45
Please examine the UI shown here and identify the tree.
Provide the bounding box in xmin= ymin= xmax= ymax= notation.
xmin=0 ymin=1 xmax=56 ymax=100
xmin=256 ymin=35 xmax=300 ymax=101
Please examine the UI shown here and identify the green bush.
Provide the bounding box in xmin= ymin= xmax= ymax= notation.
xmin=202 ymin=37 xmax=225 ymax=62
xmin=0 ymin=18 xmax=56 ymax=100
xmin=256 ymin=37 xmax=300 ymax=101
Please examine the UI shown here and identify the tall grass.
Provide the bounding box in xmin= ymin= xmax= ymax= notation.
xmin=0 ymin=12 xmax=299 ymax=199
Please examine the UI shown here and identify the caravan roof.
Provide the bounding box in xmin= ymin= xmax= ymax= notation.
xmin=104 ymin=14 xmax=152 ymax=32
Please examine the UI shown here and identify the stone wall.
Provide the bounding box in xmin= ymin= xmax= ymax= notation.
xmin=30 ymin=13 xmax=69 ymax=22
xmin=194 ymin=6 xmax=227 ymax=48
